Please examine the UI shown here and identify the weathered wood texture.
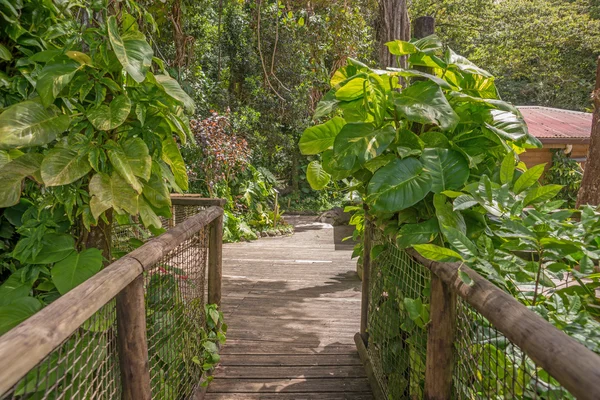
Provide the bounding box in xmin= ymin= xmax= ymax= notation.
xmin=409 ymin=249 xmax=600 ymax=400
xmin=360 ymin=210 xmax=372 ymax=340
xmin=171 ymin=194 xmax=228 ymax=207
xmin=424 ymin=275 xmax=456 ymax=400
xmin=116 ymin=275 xmax=152 ymax=400
xmin=577 ymin=56 xmax=600 ymax=206
xmin=205 ymin=216 xmax=372 ymax=398
xmin=208 ymin=213 xmax=224 ymax=306
xmin=0 ymin=206 xmax=224 ymax=396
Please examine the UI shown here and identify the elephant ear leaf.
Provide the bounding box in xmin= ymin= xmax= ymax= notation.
xmin=52 ymin=248 xmax=103 ymax=295
xmin=394 ymin=81 xmax=459 ymax=131
xmin=107 ymin=16 xmax=153 ymax=83
xmin=0 ymin=101 xmax=69 ymax=150
xmin=299 ymin=117 xmax=346 ymax=155
xmin=421 ymin=148 xmax=469 ymax=193
xmin=306 ymin=161 xmax=331 ymax=190
xmin=367 ymin=158 xmax=432 ymax=213
xmin=0 ymin=154 xmax=44 ymax=208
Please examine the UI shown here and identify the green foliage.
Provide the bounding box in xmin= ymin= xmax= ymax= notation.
xmin=410 ymin=0 xmax=600 ymax=111
xmin=301 ymin=37 xmax=600 ymax=363
xmin=0 ymin=0 xmax=192 ymax=329
xmin=544 ymin=149 xmax=583 ymax=208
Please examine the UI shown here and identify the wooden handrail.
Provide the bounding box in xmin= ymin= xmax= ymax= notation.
xmin=170 ymin=194 xmax=227 ymax=207
xmin=408 ymin=249 xmax=600 ymax=400
xmin=0 ymin=206 xmax=224 ymax=396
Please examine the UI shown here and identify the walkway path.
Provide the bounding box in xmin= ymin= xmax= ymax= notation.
xmin=205 ymin=216 xmax=373 ymax=399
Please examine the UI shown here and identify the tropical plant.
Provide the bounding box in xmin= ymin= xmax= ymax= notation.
xmin=300 ymin=35 xmax=600 ymax=356
xmin=544 ymin=149 xmax=583 ymax=208
xmin=0 ymin=0 xmax=193 ymax=331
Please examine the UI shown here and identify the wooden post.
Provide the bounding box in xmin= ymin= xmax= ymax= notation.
xmin=208 ymin=213 xmax=223 ymax=306
xmin=360 ymin=204 xmax=372 ymax=343
xmin=116 ymin=275 xmax=151 ymax=400
xmin=413 ymin=16 xmax=435 ymax=39
xmin=424 ymin=274 xmax=456 ymax=400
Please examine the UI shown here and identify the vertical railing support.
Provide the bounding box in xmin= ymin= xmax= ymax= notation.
xmin=208 ymin=212 xmax=224 ymax=306
xmin=424 ymin=274 xmax=456 ymax=400
xmin=360 ymin=204 xmax=372 ymax=343
xmin=116 ymin=275 xmax=151 ymax=400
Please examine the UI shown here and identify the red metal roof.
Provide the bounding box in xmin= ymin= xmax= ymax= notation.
xmin=518 ymin=106 xmax=592 ymax=144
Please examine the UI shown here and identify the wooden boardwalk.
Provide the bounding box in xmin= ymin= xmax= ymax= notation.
xmin=205 ymin=216 xmax=373 ymax=399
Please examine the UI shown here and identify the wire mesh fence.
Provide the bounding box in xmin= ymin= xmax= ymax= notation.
xmin=1 ymin=202 xmax=217 ymax=400
xmin=0 ymin=301 xmax=122 ymax=400
xmin=366 ymin=230 xmax=577 ymax=400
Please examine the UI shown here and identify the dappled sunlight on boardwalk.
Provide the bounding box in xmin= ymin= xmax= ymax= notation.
xmin=205 ymin=216 xmax=372 ymax=398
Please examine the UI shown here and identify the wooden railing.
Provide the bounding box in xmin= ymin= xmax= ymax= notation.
xmin=0 ymin=199 xmax=224 ymax=399
xmin=356 ymin=218 xmax=600 ymax=400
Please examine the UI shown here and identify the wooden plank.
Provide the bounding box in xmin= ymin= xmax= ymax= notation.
xmin=220 ymin=354 xmax=361 ymax=366
xmin=221 ymin=342 xmax=358 ymax=355
xmin=360 ymin=211 xmax=371 ymax=338
xmin=213 ymin=365 xmax=366 ymax=379
xmin=205 ymin=394 xmax=373 ymax=400
xmin=207 ymin=378 xmax=372 ymax=393
xmin=116 ymin=275 xmax=151 ymax=400
xmin=410 ymin=249 xmax=600 ymax=400
xmin=170 ymin=195 xmax=227 ymax=207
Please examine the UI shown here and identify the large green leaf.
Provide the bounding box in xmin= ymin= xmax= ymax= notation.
xmin=413 ymin=244 xmax=463 ymax=262
xmin=138 ymin=196 xmax=162 ymax=229
xmin=500 ymin=152 xmax=516 ymax=185
xmin=0 ymin=101 xmax=69 ymax=149
xmin=161 ymin=137 xmax=188 ymax=191
xmin=367 ymin=158 xmax=432 ymax=212
xmin=484 ymin=110 xmax=528 ymax=142
xmin=0 ymin=272 xmax=32 ymax=306
xmin=395 ymin=81 xmax=459 ymax=131
xmin=52 ymin=249 xmax=103 ymax=295
xmin=385 ymin=40 xmax=417 ymax=56
xmin=155 ymin=74 xmax=195 ymax=114
xmin=443 ymin=226 xmax=478 ymax=258
xmin=12 ymin=233 xmax=74 ymax=264
xmin=89 ymin=173 xmax=139 ymax=219
xmin=107 ymin=140 xmax=143 ymax=194
xmin=335 ymin=77 xmax=367 ymax=101
xmin=333 ymin=123 xmax=396 ymax=170
xmin=0 ymin=297 xmax=42 ymax=334
xmin=396 ymin=218 xmax=439 ymax=249
xmin=434 ymin=194 xmax=467 ymax=234
xmin=41 ymin=147 xmax=91 ymax=186
xmin=523 ymin=184 xmax=563 ymax=206
xmin=299 ymin=117 xmax=346 ymax=155
xmin=421 ymin=148 xmax=469 ymax=193
xmin=107 ymin=16 xmax=153 ymax=83
xmin=0 ymin=153 xmax=43 ymax=207
xmin=86 ymin=94 xmax=131 ymax=131
xmin=513 ymin=164 xmax=545 ymax=194
xmin=143 ymin=172 xmax=171 ymax=209
xmin=36 ymin=59 xmax=80 ymax=107
xmin=306 ymin=161 xmax=330 ymax=190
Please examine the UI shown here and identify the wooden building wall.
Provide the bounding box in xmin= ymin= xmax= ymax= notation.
xmin=519 ymin=144 xmax=588 ymax=170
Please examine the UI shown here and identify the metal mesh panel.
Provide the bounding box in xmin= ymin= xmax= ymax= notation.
xmin=1 ymin=301 xmax=121 ymax=400
xmin=367 ymin=231 xmax=430 ymax=399
xmin=367 ymin=230 xmax=577 ymax=400
xmin=1 ymin=203 xmax=213 ymax=400
xmin=146 ymin=226 xmax=209 ymax=399
xmin=454 ymin=298 xmax=575 ymax=400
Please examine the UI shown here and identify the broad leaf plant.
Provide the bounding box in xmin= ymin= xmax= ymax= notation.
xmin=0 ymin=0 xmax=194 ymax=333
xmin=301 ymin=36 xmax=600 ymax=354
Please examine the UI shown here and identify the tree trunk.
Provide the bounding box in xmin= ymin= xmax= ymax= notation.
xmin=376 ymin=0 xmax=410 ymax=68
xmin=83 ymin=211 xmax=112 ymax=264
xmin=577 ymin=57 xmax=600 ymax=207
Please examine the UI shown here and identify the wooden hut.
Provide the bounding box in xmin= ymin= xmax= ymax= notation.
xmin=518 ymin=106 xmax=592 ymax=169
